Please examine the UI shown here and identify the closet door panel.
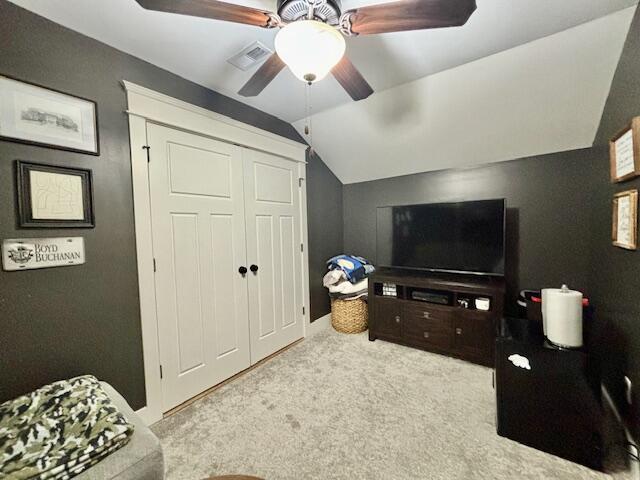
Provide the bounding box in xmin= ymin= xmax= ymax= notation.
xmin=255 ymin=214 xmax=277 ymax=338
xmin=279 ymin=215 xmax=298 ymax=328
xmin=170 ymin=213 xmax=205 ymax=373
xmin=244 ymin=149 xmax=304 ymax=363
xmin=210 ymin=213 xmax=244 ymax=356
xmin=148 ymin=124 xmax=250 ymax=412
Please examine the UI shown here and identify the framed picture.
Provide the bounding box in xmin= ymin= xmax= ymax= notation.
xmin=0 ymin=74 xmax=99 ymax=155
xmin=612 ymin=189 xmax=638 ymax=250
xmin=609 ymin=117 xmax=640 ymax=183
xmin=16 ymin=161 xmax=95 ymax=228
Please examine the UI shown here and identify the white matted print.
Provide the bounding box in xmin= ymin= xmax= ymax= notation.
xmin=0 ymin=75 xmax=98 ymax=155
xmin=29 ymin=169 xmax=85 ymax=220
xmin=610 ymin=117 xmax=640 ymax=183
xmin=612 ymin=189 xmax=638 ymax=250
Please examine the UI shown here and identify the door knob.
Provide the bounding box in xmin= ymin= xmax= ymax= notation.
xmin=238 ymin=266 xmax=248 ymax=275
xmin=250 ymin=264 xmax=259 ymax=273
xmin=395 ymin=316 xmax=400 ymax=323
xmin=456 ymin=328 xmax=463 ymax=335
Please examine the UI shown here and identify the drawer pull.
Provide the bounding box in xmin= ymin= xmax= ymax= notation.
xmin=424 ymin=331 xmax=430 ymax=338
xmin=456 ymin=328 xmax=463 ymax=335
xmin=423 ymin=312 xmax=430 ymax=319
xmin=395 ymin=316 xmax=401 ymax=323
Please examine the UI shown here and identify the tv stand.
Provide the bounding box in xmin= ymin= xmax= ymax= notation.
xmin=368 ymin=269 xmax=505 ymax=367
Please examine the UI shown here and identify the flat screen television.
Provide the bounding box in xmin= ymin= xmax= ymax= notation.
xmin=376 ymin=199 xmax=506 ymax=276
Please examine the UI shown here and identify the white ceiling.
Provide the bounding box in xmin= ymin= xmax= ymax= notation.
xmin=8 ymin=0 xmax=638 ymax=123
xmin=293 ymin=7 xmax=636 ymax=183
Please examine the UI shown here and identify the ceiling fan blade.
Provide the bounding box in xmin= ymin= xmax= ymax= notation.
xmin=343 ymin=0 xmax=477 ymax=35
xmin=238 ymin=53 xmax=286 ymax=97
xmin=135 ymin=0 xmax=277 ymax=28
xmin=331 ymin=57 xmax=374 ymax=101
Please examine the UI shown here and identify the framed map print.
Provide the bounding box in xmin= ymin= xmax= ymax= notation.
xmin=0 ymin=74 xmax=99 ymax=155
xmin=612 ymin=189 xmax=638 ymax=250
xmin=16 ymin=161 xmax=95 ymax=228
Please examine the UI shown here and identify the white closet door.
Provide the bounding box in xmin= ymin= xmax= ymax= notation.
xmin=243 ymin=149 xmax=305 ymax=363
xmin=148 ymin=124 xmax=250 ymax=412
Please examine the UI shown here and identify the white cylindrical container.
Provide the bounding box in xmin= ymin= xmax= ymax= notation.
xmin=543 ymin=284 xmax=583 ymax=348
xmin=541 ymin=288 xmax=550 ymax=335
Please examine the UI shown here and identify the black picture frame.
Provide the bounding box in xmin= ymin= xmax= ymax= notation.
xmin=0 ymin=73 xmax=100 ymax=156
xmin=16 ymin=160 xmax=95 ymax=228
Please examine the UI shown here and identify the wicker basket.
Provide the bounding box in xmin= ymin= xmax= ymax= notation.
xmin=331 ymin=298 xmax=368 ymax=334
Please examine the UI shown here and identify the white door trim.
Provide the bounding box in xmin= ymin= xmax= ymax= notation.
xmin=124 ymin=81 xmax=309 ymax=425
xmin=123 ymin=81 xmax=307 ymax=163
xmin=299 ymin=161 xmax=311 ymax=336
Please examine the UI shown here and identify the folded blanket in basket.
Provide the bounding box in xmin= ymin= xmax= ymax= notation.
xmin=328 ymin=278 xmax=368 ymax=295
xmin=323 ymin=269 xmax=346 ymax=288
xmin=0 ymin=375 xmax=134 ymax=480
xmin=326 ymin=255 xmax=374 ymax=283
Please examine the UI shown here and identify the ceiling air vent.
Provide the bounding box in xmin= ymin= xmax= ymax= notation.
xmin=227 ymin=41 xmax=273 ymax=71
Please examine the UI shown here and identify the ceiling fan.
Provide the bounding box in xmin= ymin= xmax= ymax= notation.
xmin=134 ymin=0 xmax=477 ymax=101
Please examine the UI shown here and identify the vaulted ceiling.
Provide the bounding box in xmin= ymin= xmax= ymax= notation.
xmin=293 ymin=7 xmax=637 ymax=183
xmin=8 ymin=0 xmax=638 ymax=123
xmin=9 ymin=0 xmax=638 ymax=183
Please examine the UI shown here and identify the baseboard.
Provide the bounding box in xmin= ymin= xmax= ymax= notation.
xmin=602 ymin=385 xmax=640 ymax=479
xmin=136 ymin=337 xmax=304 ymax=425
xmin=135 ymin=315 xmax=332 ymax=426
xmin=307 ymin=313 xmax=331 ymax=336
xmin=135 ymin=405 xmax=161 ymax=426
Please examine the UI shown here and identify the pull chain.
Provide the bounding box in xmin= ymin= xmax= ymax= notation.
xmin=304 ymin=81 xmax=314 ymax=156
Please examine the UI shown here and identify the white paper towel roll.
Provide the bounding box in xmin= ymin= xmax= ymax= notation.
xmin=541 ymin=289 xmax=550 ymax=335
xmin=543 ymin=284 xmax=583 ymax=348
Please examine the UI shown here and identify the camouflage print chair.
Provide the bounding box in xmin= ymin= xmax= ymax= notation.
xmin=76 ymin=382 xmax=164 ymax=480
xmin=0 ymin=376 xmax=164 ymax=480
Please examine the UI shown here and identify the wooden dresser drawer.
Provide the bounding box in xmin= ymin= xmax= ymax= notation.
xmin=403 ymin=303 xmax=452 ymax=322
xmin=402 ymin=313 xmax=453 ymax=350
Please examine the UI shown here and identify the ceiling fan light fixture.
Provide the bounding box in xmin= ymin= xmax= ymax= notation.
xmin=275 ymin=20 xmax=345 ymax=83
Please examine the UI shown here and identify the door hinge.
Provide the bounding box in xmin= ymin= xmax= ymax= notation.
xmin=153 ymin=258 xmax=157 ymax=272
xmin=300 ymin=243 xmax=304 ymax=252
xmin=302 ymin=306 xmax=306 ymax=315
xmin=159 ymin=365 xmax=163 ymax=379
xmin=299 ymin=177 xmax=304 ymax=187
xmin=143 ymin=145 xmax=151 ymax=162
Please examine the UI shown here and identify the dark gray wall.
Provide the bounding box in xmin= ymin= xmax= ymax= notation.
xmin=342 ymin=2 xmax=640 ymax=436
xmin=343 ymin=148 xmax=599 ymax=315
xmin=306 ymin=151 xmax=343 ymax=320
xmin=0 ymin=0 xmax=338 ymax=409
xmin=588 ymin=4 xmax=640 ymax=437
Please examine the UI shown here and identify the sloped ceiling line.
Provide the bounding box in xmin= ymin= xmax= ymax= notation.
xmin=295 ymin=7 xmax=636 ymax=184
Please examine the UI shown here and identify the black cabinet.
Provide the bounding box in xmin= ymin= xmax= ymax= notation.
xmin=495 ymin=317 xmax=603 ymax=470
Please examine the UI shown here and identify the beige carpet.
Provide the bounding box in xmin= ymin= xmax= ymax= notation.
xmin=152 ymin=328 xmax=632 ymax=480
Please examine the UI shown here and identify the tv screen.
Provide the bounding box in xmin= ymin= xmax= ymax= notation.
xmin=376 ymin=199 xmax=505 ymax=276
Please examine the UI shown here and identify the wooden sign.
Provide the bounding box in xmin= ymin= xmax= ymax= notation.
xmin=2 ymin=237 xmax=85 ymax=271
xmin=612 ymin=190 xmax=638 ymax=250
xmin=610 ymin=117 xmax=640 ymax=183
